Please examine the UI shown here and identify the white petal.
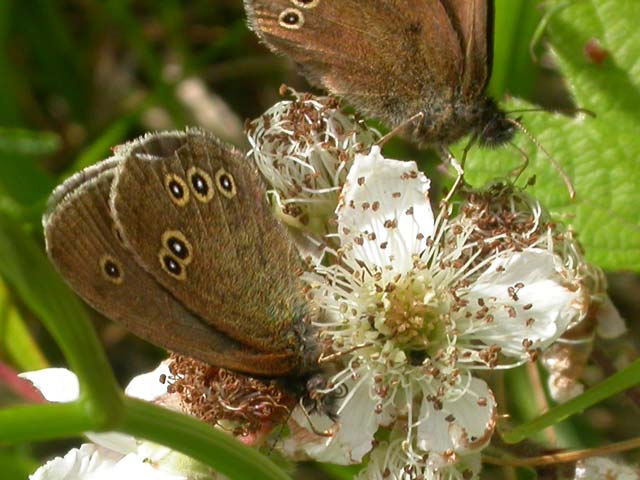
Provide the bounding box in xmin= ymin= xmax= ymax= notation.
xmin=137 ymin=443 xmax=220 ymax=480
xmin=464 ymin=249 xmax=582 ymax=357
xmin=19 ymin=362 xmax=171 ymax=405
xmin=85 ymin=433 xmax=138 ymax=456
xmin=124 ymin=361 xmax=171 ymax=401
xmin=354 ymin=445 xmax=389 ymax=480
xmin=110 ymin=453 xmax=188 ymax=479
xmin=357 ymin=441 xmax=482 ymax=480
xmin=283 ymin=371 xmax=388 ymax=464
xmin=29 ymin=443 xmax=189 ymax=480
xmin=19 ymin=369 xmax=79 ymax=403
xmin=29 ymin=444 xmax=121 ymax=480
xmin=417 ymin=378 xmax=496 ymax=455
xmin=595 ymin=296 xmax=627 ymax=339
xmin=136 ymin=442 xmax=175 ymax=464
xmin=338 ymin=146 xmax=434 ymax=274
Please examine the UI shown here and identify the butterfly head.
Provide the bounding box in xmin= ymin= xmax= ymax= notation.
xmin=477 ymin=98 xmax=517 ymax=149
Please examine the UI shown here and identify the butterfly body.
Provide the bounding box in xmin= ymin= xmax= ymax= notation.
xmin=408 ymin=95 xmax=513 ymax=148
xmin=44 ymin=129 xmax=319 ymax=377
xmin=245 ymin=0 xmax=515 ymax=149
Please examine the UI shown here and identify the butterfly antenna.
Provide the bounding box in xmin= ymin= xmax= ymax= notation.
xmin=507 ymin=106 xmax=596 ymax=118
xmin=376 ymin=112 xmax=424 ymax=147
xmin=506 ymin=117 xmax=575 ymax=200
xmin=508 ymin=142 xmax=530 ymax=183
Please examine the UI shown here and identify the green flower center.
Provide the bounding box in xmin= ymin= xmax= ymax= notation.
xmin=375 ymin=272 xmax=449 ymax=361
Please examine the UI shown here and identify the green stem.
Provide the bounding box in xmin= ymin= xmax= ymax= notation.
xmin=502 ymin=358 xmax=640 ymax=443
xmin=0 ymin=403 xmax=92 ymax=443
xmin=121 ymin=397 xmax=291 ymax=480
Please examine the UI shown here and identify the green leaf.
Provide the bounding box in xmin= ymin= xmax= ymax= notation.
xmin=0 ymin=128 xmax=58 ymax=206
xmin=0 ymin=280 xmax=49 ymax=371
xmin=491 ymin=0 xmax=542 ymax=99
xmin=0 ymin=447 xmax=39 ymax=479
xmin=463 ymin=0 xmax=640 ymax=271
xmin=0 ymin=127 xmax=61 ymax=157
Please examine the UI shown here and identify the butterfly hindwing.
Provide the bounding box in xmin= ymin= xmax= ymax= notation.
xmin=111 ymin=129 xmax=308 ymax=357
xmin=44 ymin=149 xmax=302 ymax=376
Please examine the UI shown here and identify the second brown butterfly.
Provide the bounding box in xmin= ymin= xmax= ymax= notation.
xmin=244 ymin=0 xmax=515 ymax=153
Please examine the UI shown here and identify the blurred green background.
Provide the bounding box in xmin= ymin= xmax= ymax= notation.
xmin=0 ymin=1 xmax=639 ymax=479
xmin=0 ymin=0 xmax=565 ymax=204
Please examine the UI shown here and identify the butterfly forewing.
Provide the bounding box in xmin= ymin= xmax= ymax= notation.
xmin=111 ymin=130 xmax=309 ymax=357
xmin=245 ymin=0 xmax=464 ymax=125
xmin=44 ymin=138 xmax=306 ymax=376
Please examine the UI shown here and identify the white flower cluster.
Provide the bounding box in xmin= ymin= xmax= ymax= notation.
xmin=24 ymin=93 xmax=625 ymax=480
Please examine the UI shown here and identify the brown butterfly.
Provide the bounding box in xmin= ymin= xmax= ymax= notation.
xmin=43 ymin=129 xmax=319 ymax=377
xmin=244 ymin=0 xmax=516 ymax=151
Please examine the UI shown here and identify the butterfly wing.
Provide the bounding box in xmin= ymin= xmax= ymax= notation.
xmin=44 ymin=153 xmax=303 ymax=376
xmin=245 ymin=0 xmax=465 ymax=126
xmin=440 ymin=0 xmax=494 ymax=98
xmin=111 ymin=129 xmax=311 ymax=360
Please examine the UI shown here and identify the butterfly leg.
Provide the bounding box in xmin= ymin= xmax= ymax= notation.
xmin=508 ymin=142 xmax=530 ymax=184
xmin=375 ymin=112 xmax=425 ymax=147
xmin=440 ymin=147 xmax=466 ymax=205
xmin=298 ymin=396 xmax=338 ymax=437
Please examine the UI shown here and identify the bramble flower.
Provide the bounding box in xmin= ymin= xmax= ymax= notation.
xmin=246 ymin=89 xmax=377 ymax=242
xmin=457 ymin=185 xmax=626 ymax=404
xmin=276 ymin=148 xmax=588 ymax=478
xmin=29 ymin=442 xmax=209 ymax=480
